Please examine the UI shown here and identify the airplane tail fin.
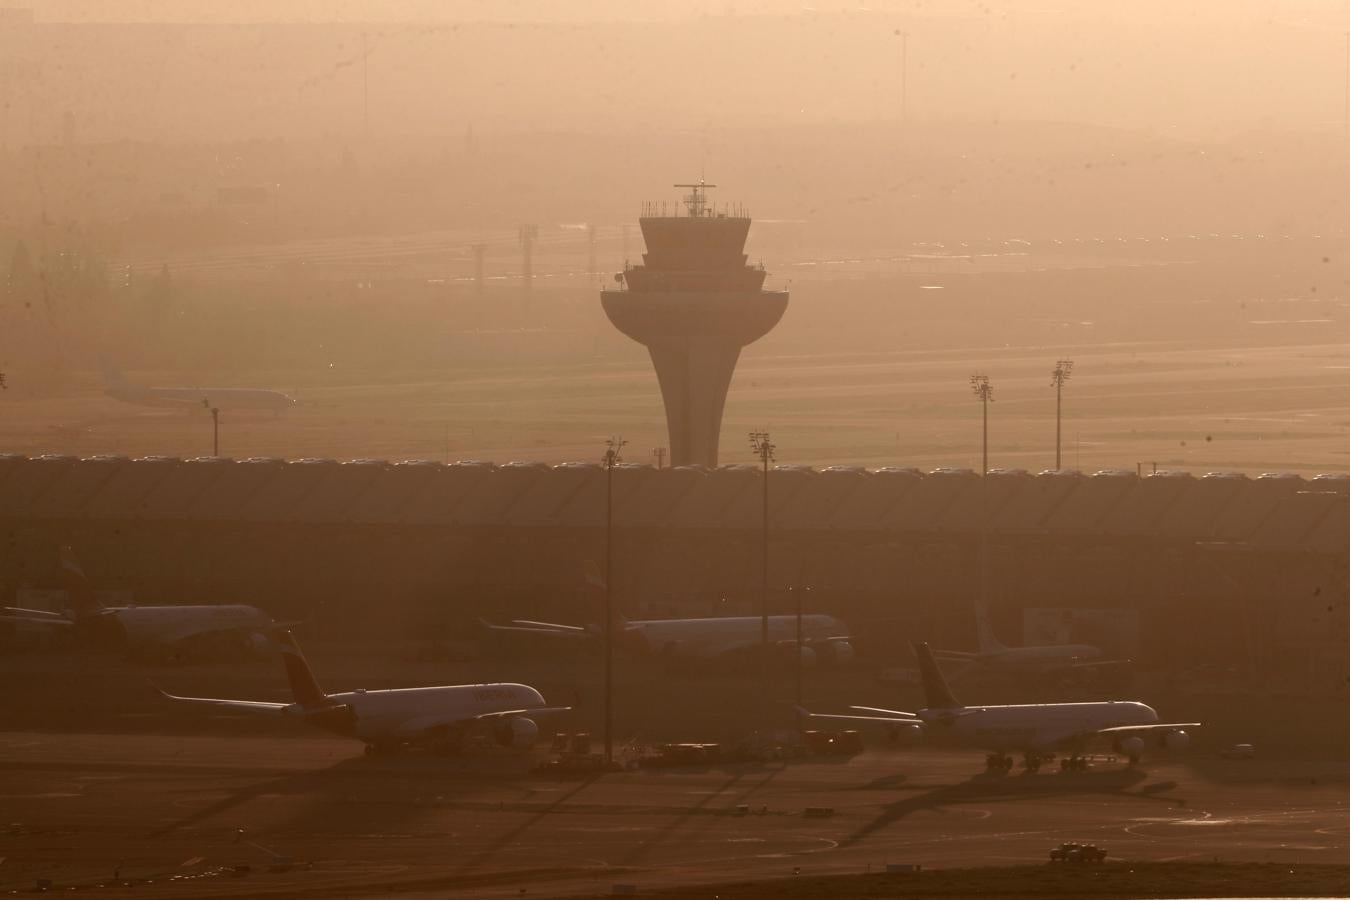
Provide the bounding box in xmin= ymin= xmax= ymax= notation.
xmin=912 ymin=641 xmax=961 ymax=710
xmin=973 ymin=595 xmax=1008 ymax=655
xmin=275 ymin=630 xmax=328 ymax=709
xmin=57 ymin=545 xmax=103 ymax=617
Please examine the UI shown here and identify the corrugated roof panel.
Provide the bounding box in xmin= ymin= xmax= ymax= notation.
xmin=825 ymin=467 xmax=922 ymax=531
xmin=452 ymin=462 xmax=550 ymax=526
xmin=880 ymin=469 xmax=978 ymax=532
xmin=620 ymin=466 xmax=705 ymax=528
xmin=934 ymin=469 xmax=1029 ymax=534
xmin=343 ymin=460 xmax=444 ymax=524
xmin=1099 ymin=472 xmax=1195 ymax=537
xmin=188 ymin=457 xmax=288 ymax=520
xmin=1043 ymin=471 xmax=1138 ymax=534
xmin=504 ymin=463 xmax=602 ymax=526
xmin=667 ymin=465 xmax=759 ymax=529
xmin=234 ymin=459 xmax=339 ymax=522
xmin=1307 ymin=498 xmax=1350 ymax=555
xmin=776 ymin=466 xmax=870 ymax=531
xmin=0 ymin=455 xmax=81 ymax=519
xmin=27 ymin=455 xmax=127 ymax=519
xmin=723 ymin=466 xmax=815 ymax=530
xmin=137 ymin=457 xmax=234 ymax=519
xmin=290 ymin=459 xmax=390 ymax=523
xmin=1249 ymin=490 xmax=1340 ymax=551
xmin=398 ymin=461 xmax=495 ymax=525
xmin=80 ymin=456 xmax=181 ymax=519
xmin=1154 ymin=473 xmax=1248 ymax=540
xmin=556 ymin=463 xmax=653 ymax=529
xmin=991 ymin=470 xmax=1083 ymax=534
xmin=1211 ymin=474 xmax=1307 ymax=542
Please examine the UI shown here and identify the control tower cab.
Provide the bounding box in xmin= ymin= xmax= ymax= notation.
xmin=601 ymin=181 xmax=788 ymax=468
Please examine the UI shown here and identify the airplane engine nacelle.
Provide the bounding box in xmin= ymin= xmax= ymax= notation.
xmin=798 ymin=646 xmax=818 ymax=668
xmin=1160 ymin=730 xmax=1190 ymax=752
xmin=828 ymin=641 xmax=856 ymax=667
xmin=496 ymin=717 xmax=540 ymax=748
xmin=1115 ymin=735 xmax=1145 ymax=759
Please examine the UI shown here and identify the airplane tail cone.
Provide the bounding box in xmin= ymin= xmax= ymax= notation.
xmin=912 ymin=641 xmax=961 ymax=710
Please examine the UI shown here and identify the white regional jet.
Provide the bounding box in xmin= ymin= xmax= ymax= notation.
xmin=483 ymin=613 xmax=856 ymax=666
xmin=0 ymin=547 xmax=285 ymax=660
xmin=932 ymin=598 xmax=1125 ymax=680
xmin=161 ymin=631 xmax=569 ymax=755
xmin=802 ymin=641 xmax=1197 ymax=773
xmin=101 ymin=361 xmax=295 ymax=411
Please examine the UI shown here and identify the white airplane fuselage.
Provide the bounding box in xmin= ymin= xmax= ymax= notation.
xmin=107 ymin=385 xmax=295 ymax=411
xmin=108 ymin=604 xmax=274 ymax=647
xmin=297 ymin=683 xmax=549 ymax=744
xmin=982 ymin=644 xmax=1104 ymax=666
xmin=919 ymin=701 xmax=1158 ymax=754
xmin=625 ymin=614 xmax=846 ymax=657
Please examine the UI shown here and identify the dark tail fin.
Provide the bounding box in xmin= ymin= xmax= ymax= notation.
xmin=913 ymin=641 xmax=961 ymax=710
xmin=276 ymin=630 xmax=327 ymax=709
xmin=57 ymin=545 xmax=103 ymax=618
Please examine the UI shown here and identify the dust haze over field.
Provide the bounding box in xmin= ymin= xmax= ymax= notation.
xmin=2 ymin=2 xmax=1350 ymax=471
xmin=13 ymin=4 xmax=1350 ymax=899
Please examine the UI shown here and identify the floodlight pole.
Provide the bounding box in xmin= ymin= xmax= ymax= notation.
xmin=970 ymin=375 xmax=993 ymax=476
xmin=602 ymin=436 xmax=625 ymax=767
xmin=202 ymin=399 xmax=220 ymax=457
xmin=1052 ymin=359 xmax=1073 ymax=471
xmin=750 ymin=431 xmax=775 ymax=728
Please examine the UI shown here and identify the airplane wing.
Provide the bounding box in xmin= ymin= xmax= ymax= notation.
xmin=393 ymin=706 xmax=571 ymax=741
xmin=474 ymin=706 xmax=572 ymax=721
xmin=850 ymin=705 xmax=921 ymax=718
xmin=796 ymin=705 xmax=923 ymax=726
xmin=480 ymin=618 xmax=589 ymax=637
xmin=1 ymin=609 xmax=72 ymax=627
xmin=158 ymin=689 xmax=289 ymax=715
xmin=1095 ymin=722 xmax=1202 ymax=736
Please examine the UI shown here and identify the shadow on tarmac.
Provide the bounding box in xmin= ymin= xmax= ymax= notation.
xmin=841 ymin=765 xmax=1186 ymax=848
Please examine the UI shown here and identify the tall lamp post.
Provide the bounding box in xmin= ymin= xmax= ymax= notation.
xmin=749 ymin=430 xmax=775 ymax=724
xmin=1051 ymin=359 xmax=1073 ymax=471
xmin=601 ymin=436 xmax=626 ymax=767
xmin=202 ymin=399 xmax=220 ymax=457
xmin=969 ymin=375 xmax=993 ymax=475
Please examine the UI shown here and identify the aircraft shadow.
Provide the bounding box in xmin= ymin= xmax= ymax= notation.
xmin=841 ymin=766 xmax=1186 ymax=848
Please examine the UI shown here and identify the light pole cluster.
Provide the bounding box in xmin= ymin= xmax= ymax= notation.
xmin=966 ymin=360 xmax=1076 ymax=474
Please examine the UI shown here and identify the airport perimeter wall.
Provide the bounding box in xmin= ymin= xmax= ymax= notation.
xmin=1 ymin=454 xmax=1347 ymax=679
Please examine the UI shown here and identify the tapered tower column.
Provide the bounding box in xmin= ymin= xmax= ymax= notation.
xmin=601 ymin=182 xmax=788 ymax=468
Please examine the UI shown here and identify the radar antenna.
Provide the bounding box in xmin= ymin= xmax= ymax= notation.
xmin=673 ymin=179 xmax=717 ymax=217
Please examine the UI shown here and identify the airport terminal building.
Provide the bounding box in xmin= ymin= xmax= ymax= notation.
xmin=1 ymin=453 xmax=1346 ymax=686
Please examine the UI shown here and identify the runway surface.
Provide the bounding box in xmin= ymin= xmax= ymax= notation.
xmin=3 ymin=732 xmax=1350 ymax=897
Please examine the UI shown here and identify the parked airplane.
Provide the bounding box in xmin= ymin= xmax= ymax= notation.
xmin=161 ymin=630 xmax=569 ymax=755
xmin=483 ymin=613 xmax=856 ymax=666
xmin=801 ymin=641 xmax=1197 ymax=773
xmin=101 ymin=361 xmax=295 ymax=411
xmin=0 ymin=546 xmax=285 ymax=659
xmin=932 ymin=597 xmax=1127 ymax=681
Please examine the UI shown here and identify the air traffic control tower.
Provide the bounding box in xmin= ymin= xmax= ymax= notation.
xmin=602 ymin=181 xmax=788 ymax=468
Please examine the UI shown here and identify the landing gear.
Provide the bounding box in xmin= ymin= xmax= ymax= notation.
xmin=985 ymin=753 xmax=1014 ymax=773
xmin=1127 ymin=753 xmax=1140 ymax=768
xmin=1059 ymin=756 xmax=1089 ymax=773
xmin=1023 ymin=753 xmax=1044 ymax=774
